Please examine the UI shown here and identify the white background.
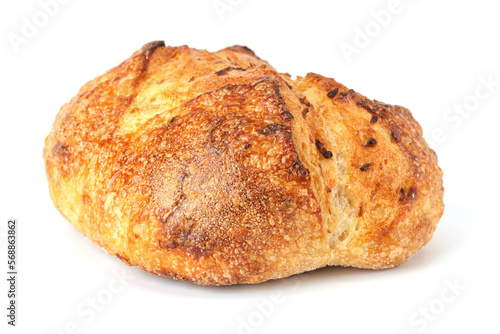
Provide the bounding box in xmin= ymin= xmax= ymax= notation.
xmin=1 ymin=0 xmax=499 ymax=333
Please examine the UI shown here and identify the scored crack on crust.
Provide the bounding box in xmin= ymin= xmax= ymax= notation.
xmin=43 ymin=41 xmax=444 ymax=285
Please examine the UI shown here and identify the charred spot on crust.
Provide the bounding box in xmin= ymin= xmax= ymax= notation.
xmin=358 ymin=99 xmax=373 ymax=112
xmin=215 ymin=66 xmax=246 ymax=76
xmin=166 ymin=116 xmax=179 ymax=130
xmin=52 ymin=143 xmax=69 ymax=157
xmin=327 ymin=88 xmax=339 ymax=98
xmin=299 ymin=97 xmax=311 ymax=107
xmin=358 ymin=99 xmax=393 ymax=122
xmin=407 ymin=186 xmax=418 ymax=201
xmin=257 ymin=124 xmax=290 ymax=135
xmin=315 ymin=140 xmax=333 ymax=159
xmin=391 ymin=129 xmax=400 ymax=142
xmin=290 ymin=160 xmax=309 ymax=181
xmin=358 ymin=98 xmax=381 ymax=116
xmin=360 ymin=163 xmax=372 ymax=171
xmin=399 ymin=188 xmax=405 ymax=202
xmin=299 ymin=97 xmax=311 ymax=118
xmin=284 ymin=81 xmax=293 ymax=90
xmin=135 ymin=41 xmax=166 ymax=80
xmin=158 ymin=219 xmax=197 ymax=250
xmin=179 ymin=172 xmax=188 ymax=182
xmin=337 ymin=89 xmax=356 ymax=101
xmin=142 ymin=40 xmax=165 ymax=59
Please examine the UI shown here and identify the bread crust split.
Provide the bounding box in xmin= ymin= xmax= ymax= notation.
xmin=44 ymin=41 xmax=444 ymax=285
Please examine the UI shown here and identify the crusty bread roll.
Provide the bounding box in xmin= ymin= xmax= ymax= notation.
xmin=44 ymin=41 xmax=444 ymax=285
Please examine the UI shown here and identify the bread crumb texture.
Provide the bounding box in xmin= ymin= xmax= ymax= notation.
xmin=44 ymin=41 xmax=444 ymax=285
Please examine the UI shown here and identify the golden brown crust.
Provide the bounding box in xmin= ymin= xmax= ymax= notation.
xmin=44 ymin=41 xmax=444 ymax=285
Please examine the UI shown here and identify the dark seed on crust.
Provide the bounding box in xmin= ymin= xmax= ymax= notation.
xmin=365 ymin=138 xmax=377 ymax=147
xmin=327 ymin=88 xmax=339 ymax=98
xmin=299 ymin=97 xmax=311 ymax=118
xmin=258 ymin=123 xmax=289 ymax=135
xmin=370 ymin=115 xmax=378 ymax=124
xmin=399 ymin=187 xmax=417 ymax=202
xmin=299 ymin=97 xmax=311 ymax=107
xmin=53 ymin=143 xmax=69 ymax=157
xmin=360 ymin=163 xmax=372 ymax=171
xmin=283 ymin=111 xmax=294 ymax=119
xmin=315 ymin=139 xmax=333 ymax=159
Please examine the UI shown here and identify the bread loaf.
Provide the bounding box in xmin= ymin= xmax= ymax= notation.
xmin=44 ymin=41 xmax=444 ymax=285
